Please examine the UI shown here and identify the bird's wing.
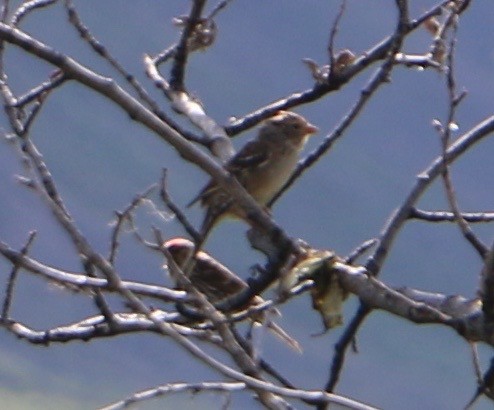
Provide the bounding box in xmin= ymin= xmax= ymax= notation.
xmin=190 ymin=255 xmax=247 ymax=301
xmin=227 ymin=139 xmax=270 ymax=171
xmin=187 ymin=138 xmax=269 ymax=208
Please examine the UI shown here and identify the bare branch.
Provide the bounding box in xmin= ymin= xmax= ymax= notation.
xmin=144 ymin=53 xmax=234 ymax=161
xmin=0 ymin=239 xmax=187 ymax=302
xmin=465 ymin=355 xmax=494 ymax=408
xmin=12 ymin=70 xmax=66 ymax=107
xmin=366 ymin=115 xmax=494 ymax=275
xmin=100 ymin=381 xmax=246 ymax=410
xmin=344 ymin=239 xmax=378 ymax=264
xmin=434 ymin=7 xmax=486 ymax=258
xmin=108 ymin=184 xmax=157 ymax=264
xmin=207 ymin=0 xmax=235 ymax=20
xmin=409 ymin=208 xmax=494 ymax=223
xmin=169 ymin=0 xmax=207 ymax=92
xmin=63 ymin=0 xmax=195 ymax=143
xmin=10 ymin=0 xmax=57 ymax=26
xmin=100 ymin=378 xmax=378 ymax=410
xmin=327 ymin=0 xmax=347 ymax=76
xmin=81 ymin=257 xmax=116 ymax=326
xmin=480 ymin=241 xmax=494 ymax=321
xmin=326 ymin=304 xmax=371 ymax=393
xmin=225 ymin=2 xmax=457 ymax=137
xmin=15 ymin=132 xmax=71 ymax=217
xmin=269 ymin=47 xmax=401 ymax=206
xmin=159 ymin=169 xmax=201 ymax=243
xmin=1 ymin=231 xmax=36 ymax=321
xmin=4 ymin=310 xmax=220 ymax=344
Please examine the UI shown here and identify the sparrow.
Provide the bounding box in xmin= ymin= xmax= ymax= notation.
xmin=163 ymin=237 xmax=301 ymax=352
xmin=188 ymin=111 xmax=318 ymax=235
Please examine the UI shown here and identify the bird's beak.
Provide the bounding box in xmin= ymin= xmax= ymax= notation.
xmin=304 ymin=122 xmax=319 ymax=135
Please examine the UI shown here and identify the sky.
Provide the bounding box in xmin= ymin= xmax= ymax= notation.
xmin=1 ymin=1 xmax=494 ymax=409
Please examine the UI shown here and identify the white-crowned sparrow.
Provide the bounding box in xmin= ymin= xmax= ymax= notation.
xmin=188 ymin=111 xmax=318 ymax=234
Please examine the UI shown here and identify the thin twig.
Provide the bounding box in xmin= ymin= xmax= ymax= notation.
xmin=327 ymin=0 xmax=346 ymax=76
xmin=225 ymin=1 xmax=453 ymax=137
xmin=4 ymin=310 xmax=220 ymax=344
xmin=63 ymin=0 xmax=198 ymax=145
xmin=0 ymin=76 xmax=71 ymax=216
xmin=159 ymin=169 xmax=201 ymax=243
xmin=13 ymin=70 xmax=66 ymax=107
xmin=108 ymin=184 xmax=157 ymax=264
xmin=344 ymin=239 xmax=378 ymax=265
xmin=99 ymin=381 xmax=246 ymax=410
xmin=409 ymin=208 xmax=494 ymax=223
xmin=324 ymin=305 xmax=371 ymax=396
xmin=10 ymin=0 xmax=57 ymax=26
xmin=269 ymin=54 xmax=397 ymax=206
xmin=479 ymin=240 xmax=494 ymax=321
xmin=144 ymin=53 xmax=234 ymax=160
xmin=232 ymin=328 xmax=322 ymax=406
xmin=0 ymin=239 xmax=187 ymax=302
xmin=82 ymin=258 xmax=116 ymax=326
xmin=20 ymin=135 xmax=71 ymax=217
xmin=365 ymin=115 xmax=494 ymax=276
xmin=207 ymin=0 xmax=235 ymax=20
xmin=435 ymin=8 xmax=486 ymax=258
xmin=0 ymin=0 xmax=9 ymax=22
xmin=1 ymin=231 xmax=37 ymax=321
xmin=470 ymin=342 xmax=482 ymax=384
xmin=465 ymin=356 xmax=494 ymax=409
xmin=169 ymin=0 xmax=206 ymax=91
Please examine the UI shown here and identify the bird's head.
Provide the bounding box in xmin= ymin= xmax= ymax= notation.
xmin=163 ymin=237 xmax=195 ymax=265
xmin=260 ymin=111 xmax=318 ymax=146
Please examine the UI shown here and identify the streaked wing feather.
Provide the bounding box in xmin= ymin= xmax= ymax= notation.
xmin=227 ymin=139 xmax=270 ymax=170
xmin=190 ymin=256 xmax=247 ymax=302
xmin=188 ymin=138 xmax=268 ymax=208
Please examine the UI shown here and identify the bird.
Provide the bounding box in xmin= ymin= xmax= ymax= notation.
xmin=163 ymin=237 xmax=301 ymax=352
xmin=188 ymin=111 xmax=318 ymax=235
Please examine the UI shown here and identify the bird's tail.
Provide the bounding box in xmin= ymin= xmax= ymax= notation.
xmin=266 ymin=321 xmax=302 ymax=353
xmin=249 ymin=299 xmax=302 ymax=353
xmin=199 ymin=200 xmax=233 ymax=238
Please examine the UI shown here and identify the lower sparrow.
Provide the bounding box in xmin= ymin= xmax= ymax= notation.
xmin=163 ymin=237 xmax=301 ymax=352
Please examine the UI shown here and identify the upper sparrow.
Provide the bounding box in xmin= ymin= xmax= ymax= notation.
xmin=188 ymin=111 xmax=318 ymax=235
xmin=163 ymin=237 xmax=301 ymax=352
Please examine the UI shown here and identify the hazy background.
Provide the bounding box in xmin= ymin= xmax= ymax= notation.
xmin=1 ymin=1 xmax=494 ymax=408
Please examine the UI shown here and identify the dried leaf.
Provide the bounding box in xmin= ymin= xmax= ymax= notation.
xmin=289 ymin=249 xmax=348 ymax=332
xmin=311 ymin=264 xmax=348 ymax=332
xmin=332 ymin=49 xmax=356 ymax=75
xmin=423 ymin=17 xmax=441 ymax=37
xmin=302 ymin=58 xmax=329 ymax=83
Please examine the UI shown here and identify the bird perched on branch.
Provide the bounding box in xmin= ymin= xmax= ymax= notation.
xmin=163 ymin=237 xmax=301 ymax=352
xmin=188 ymin=111 xmax=318 ymax=235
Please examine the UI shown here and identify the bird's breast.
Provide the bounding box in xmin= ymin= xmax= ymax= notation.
xmin=246 ymin=148 xmax=299 ymax=204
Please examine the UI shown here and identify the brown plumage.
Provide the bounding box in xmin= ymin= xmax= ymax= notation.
xmin=189 ymin=111 xmax=318 ymax=235
xmin=163 ymin=237 xmax=301 ymax=352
